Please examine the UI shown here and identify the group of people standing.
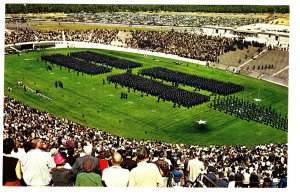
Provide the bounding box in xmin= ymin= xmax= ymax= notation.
xmin=41 ymin=54 xmax=111 ymax=76
xmin=107 ymin=72 xmax=210 ymax=108
xmin=3 ymin=137 xmax=175 ymax=187
xmin=69 ymin=51 xmax=142 ymax=70
xmin=140 ymin=66 xmax=244 ymax=95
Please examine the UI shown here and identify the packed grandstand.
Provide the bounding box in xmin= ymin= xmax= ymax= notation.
xmin=3 ymin=4 xmax=288 ymax=188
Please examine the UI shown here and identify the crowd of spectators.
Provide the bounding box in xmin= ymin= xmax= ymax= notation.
xmin=70 ymin=51 xmax=142 ymax=70
xmin=3 ymin=96 xmax=288 ymax=187
xmin=41 ymin=53 xmax=112 ymax=75
xmin=64 ymin=29 xmax=119 ymax=44
xmin=55 ymin=12 xmax=265 ymax=27
xmin=126 ymin=30 xmax=241 ymax=62
xmin=140 ymin=67 xmax=244 ymax=95
xmin=107 ymin=72 xmax=210 ymax=108
xmin=5 ymin=29 xmax=62 ymax=45
xmin=5 ymin=28 xmax=263 ymax=63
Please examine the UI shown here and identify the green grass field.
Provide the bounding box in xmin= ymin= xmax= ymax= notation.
xmin=4 ymin=48 xmax=288 ymax=146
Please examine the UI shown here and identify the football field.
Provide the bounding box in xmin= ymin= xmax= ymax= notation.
xmin=4 ymin=48 xmax=288 ymax=146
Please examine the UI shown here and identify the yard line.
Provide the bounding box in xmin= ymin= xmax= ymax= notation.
xmin=271 ymin=66 xmax=289 ymax=77
xmin=238 ymin=49 xmax=268 ymax=68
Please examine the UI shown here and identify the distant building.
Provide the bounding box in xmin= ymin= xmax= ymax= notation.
xmin=200 ymin=23 xmax=289 ymax=49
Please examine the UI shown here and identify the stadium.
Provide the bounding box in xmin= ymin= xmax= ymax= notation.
xmin=2 ymin=4 xmax=289 ymax=189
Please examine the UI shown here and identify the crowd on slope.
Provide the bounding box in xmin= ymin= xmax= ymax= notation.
xmin=5 ymin=30 xmax=62 ymax=45
xmin=126 ymin=30 xmax=243 ymax=62
xmin=64 ymin=29 xmax=119 ymax=44
xmin=5 ymin=28 xmax=263 ymax=63
xmin=3 ymin=96 xmax=287 ymax=187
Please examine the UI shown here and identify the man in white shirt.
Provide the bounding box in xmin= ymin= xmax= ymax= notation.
xmin=20 ymin=138 xmax=56 ymax=186
xmin=102 ymin=152 xmax=129 ymax=187
xmin=187 ymin=152 xmax=205 ymax=183
xmin=242 ymin=169 xmax=251 ymax=188
xmin=129 ymin=147 xmax=164 ymax=187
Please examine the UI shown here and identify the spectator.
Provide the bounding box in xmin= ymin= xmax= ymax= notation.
xmin=278 ymin=172 xmax=287 ymax=188
xmin=262 ymin=172 xmax=273 ymax=188
xmin=171 ymin=165 xmax=183 ymax=187
xmin=216 ymin=172 xmax=228 ymax=188
xmin=154 ymin=150 xmax=171 ymax=187
xmin=102 ymin=152 xmax=129 ymax=187
xmin=234 ymin=167 xmax=244 ymax=188
xmin=3 ymin=138 xmax=22 ymax=186
xmin=249 ymin=171 xmax=260 ymax=188
xmin=203 ymin=165 xmax=217 ymax=187
xmin=72 ymin=144 xmax=101 ymax=177
xmin=187 ymin=152 xmax=204 ymax=184
xmin=242 ymin=169 xmax=251 ymax=188
xmin=98 ymin=150 xmax=109 ymax=175
xmin=121 ymin=147 xmax=137 ymax=171
xmin=10 ymin=140 xmax=26 ymax=160
xmin=20 ymin=138 xmax=55 ymax=186
xmin=75 ymin=157 xmax=103 ymax=187
xmin=66 ymin=147 xmax=77 ymax=167
xmin=51 ymin=152 xmax=75 ymax=186
xmin=228 ymin=174 xmax=236 ymax=188
xmin=129 ymin=147 xmax=164 ymax=187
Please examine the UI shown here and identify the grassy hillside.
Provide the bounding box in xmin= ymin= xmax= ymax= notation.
xmin=4 ymin=48 xmax=288 ymax=146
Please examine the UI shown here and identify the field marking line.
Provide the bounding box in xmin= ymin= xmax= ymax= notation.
xmin=72 ymin=91 xmax=156 ymax=130
xmin=271 ymin=66 xmax=289 ymax=77
xmin=238 ymin=49 xmax=268 ymax=68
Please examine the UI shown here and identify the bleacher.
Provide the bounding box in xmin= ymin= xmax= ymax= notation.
xmin=275 ymin=68 xmax=289 ymax=80
xmin=212 ymin=46 xmax=289 ymax=85
xmin=243 ymin=50 xmax=288 ymax=75
xmin=213 ymin=46 xmax=260 ymax=67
